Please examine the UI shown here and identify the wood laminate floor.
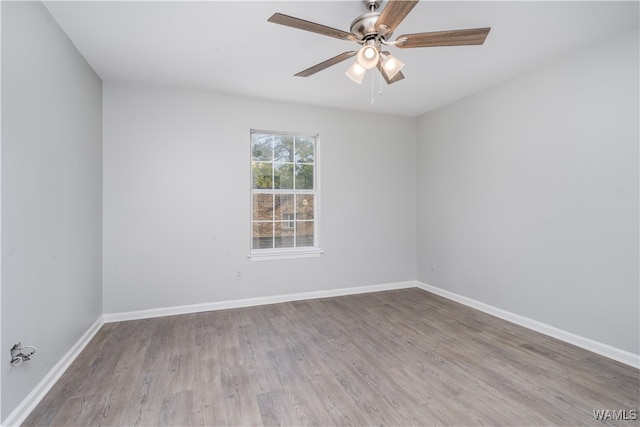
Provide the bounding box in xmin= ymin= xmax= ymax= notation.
xmin=24 ymin=288 xmax=639 ymax=426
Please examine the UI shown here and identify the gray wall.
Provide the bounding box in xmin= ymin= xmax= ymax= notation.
xmin=102 ymin=83 xmax=417 ymax=313
xmin=417 ymin=28 xmax=639 ymax=355
xmin=1 ymin=1 xmax=103 ymax=420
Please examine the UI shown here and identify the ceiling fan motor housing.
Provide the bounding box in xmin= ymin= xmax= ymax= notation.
xmin=350 ymin=12 xmax=390 ymax=42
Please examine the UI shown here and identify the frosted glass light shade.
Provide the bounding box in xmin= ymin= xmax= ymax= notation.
xmin=381 ymin=54 xmax=405 ymax=79
xmin=345 ymin=61 xmax=366 ymax=84
xmin=356 ymin=45 xmax=379 ymax=70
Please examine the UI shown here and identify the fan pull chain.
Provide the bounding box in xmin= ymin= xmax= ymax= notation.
xmin=371 ymin=71 xmax=375 ymax=105
xmin=368 ymin=70 xmax=385 ymax=105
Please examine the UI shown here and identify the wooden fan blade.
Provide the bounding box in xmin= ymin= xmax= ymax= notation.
xmin=268 ymin=13 xmax=356 ymax=41
xmin=396 ymin=27 xmax=491 ymax=48
xmin=377 ymin=52 xmax=405 ymax=84
xmin=375 ymin=0 xmax=419 ymax=34
xmin=294 ymin=51 xmax=357 ymax=77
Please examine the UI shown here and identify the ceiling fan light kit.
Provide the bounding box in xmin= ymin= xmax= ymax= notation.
xmin=346 ymin=61 xmax=367 ymax=84
xmin=268 ymin=0 xmax=490 ymax=87
xmin=380 ymin=52 xmax=405 ymax=80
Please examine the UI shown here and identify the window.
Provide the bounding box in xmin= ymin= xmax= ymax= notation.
xmin=250 ymin=130 xmax=321 ymax=260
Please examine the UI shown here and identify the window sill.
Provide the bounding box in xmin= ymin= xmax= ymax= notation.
xmin=249 ymin=248 xmax=324 ymax=261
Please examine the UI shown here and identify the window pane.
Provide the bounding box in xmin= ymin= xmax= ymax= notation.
xmin=282 ymin=213 xmax=295 ymax=229
xmin=275 ymin=194 xmax=294 ymax=221
xmin=295 ymin=137 xmax=314 ymax=163
xmin=252 ymin=162 xmax=273 ymax=189
xmin=295 ymin=164 xmax=314 ymax=190
xmin=252 ymin=135 xmax=273 ymax=161
xmin=296 ymin=195 xmax=314 ymax=220
xmin=296 ymin=221 xmax=314 ymax=247
xmin=274 ymin=222 xmax=294 ymax=248
xmin=253 ymin=194 xmax=273 ymax=221
xmin=274 ymin=163 xmax=294 ymax=189
xmin=274 ymin=135 xmax=293 ymax=162
xmin=252 ymin=222 xmax=273 ymax=249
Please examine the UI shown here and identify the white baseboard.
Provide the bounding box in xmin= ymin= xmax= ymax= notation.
xmin=416 ymin=281 xmax=640 ymax=369
xmin=2 ymin=316 xmax=104 ymax=427
xmin=103 ymin=281 xmax=416 ymax=323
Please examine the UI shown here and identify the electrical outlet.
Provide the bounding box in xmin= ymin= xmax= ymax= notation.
xmin=431 ymin=260 xmax=437 ymax=271
xmin=10 ymin=342 xmax=36 ymax=366
xmin=235 ymin=269 xmax=243 ymax=280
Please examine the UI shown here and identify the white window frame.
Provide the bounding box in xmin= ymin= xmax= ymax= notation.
xmin=249 ymin=129 xmax=323 ymax=261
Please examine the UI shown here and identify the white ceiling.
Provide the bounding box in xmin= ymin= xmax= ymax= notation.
xmin=43 ymin=1 xmax=639 ymax=117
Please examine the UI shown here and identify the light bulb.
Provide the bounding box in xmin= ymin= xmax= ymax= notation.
xmin=356 ymin=45 xmax=379 ymax=70
xmin=363 ymin=46 xmax=376 ymax=59
xmin=384 ymin=57 xmax=397 ymax=69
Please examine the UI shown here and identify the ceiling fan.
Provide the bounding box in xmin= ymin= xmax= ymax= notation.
xmin=268 ymin=0 xmax=490 ymax=84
